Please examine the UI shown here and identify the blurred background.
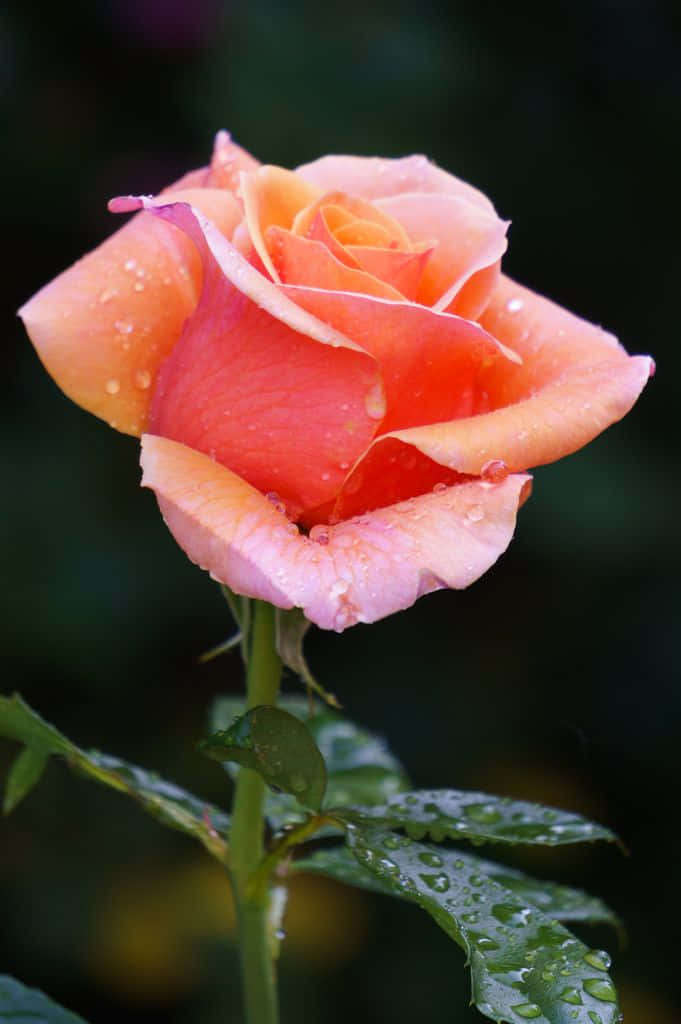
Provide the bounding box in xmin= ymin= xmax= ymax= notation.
xmin=1 ymin=0 xmax=679 ymax=1021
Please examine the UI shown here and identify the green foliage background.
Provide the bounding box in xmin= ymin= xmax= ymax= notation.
xmin=1 ymin=1 xmax=679 ymax=1021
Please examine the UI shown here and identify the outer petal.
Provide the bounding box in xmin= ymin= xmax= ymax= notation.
xmin=19 ymin=188 xmax=243 ymax=436
xmin=282 ymin=287 xmax=520 ymax=433
xmin=376 ymin=193 xmax=508 ymax=317
xmin=296 ymin=154 xmax=496 ymax=213
xmin=380 ymin=275 xmax=654 ymax=476
xmin=123 ymin=196 xmax=384 ymax=516
xmin=205 ymin=129 xmax=260 ymax=190
xmin=141 ymin=434 xmax=531 ymax=631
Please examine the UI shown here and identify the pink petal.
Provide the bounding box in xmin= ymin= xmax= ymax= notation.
xmin=18 ymin=188 xmax=243 ymax=436
xmin=295 ymin=154 xmax=496 ymax=213
xmin=141 ymin=434 xmax=531 ymax=631
xmin=123 ymin=196 xmax=384 ymax=516
xmin=376 ymin=193 xmax=508 ymax=318
xmin=380 ymin=275 xmax=654 ymax=475
xmin=205 ymin=130 xmax=260 ymax=190
xmin=344 ymin=245 xmax=433 ymax=301
xmin=266 ymin=227 xmax=404 ymax=299
xmin=282 ymin=287 xmax=520 ymax=433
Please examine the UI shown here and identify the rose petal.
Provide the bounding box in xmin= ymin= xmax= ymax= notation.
xmin=378 ymin=275 xmax=654 ymax=475
xmin=376 ymin=193 xmax=508 ymax=317
xmin=19 ymin=188 xmax=243 ymax=436
xmin=267 ymin=227 xmax=403 ymax=299
xmin=241 ymin=165 xmax=321 ymax=280
xmin=344 ymin=245 xmax=433 ymax=302
xmin=205 ymin=129 xmax=260 ymax=190
xmin=125 ymin=196 xmax=384 ymax=515
xmin=281 ymin=287 xmax=520 ymax=432
xmin=141 ymin=434 xmax=531 ymax=631
xmin=292 ymin=191 xmax=411 ymax=249
xmin=296 ymin=154 xmax=496 ymax=212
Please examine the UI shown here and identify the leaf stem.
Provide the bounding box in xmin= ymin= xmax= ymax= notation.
xmin=230 ymin=600 xmax=282 ymax=1024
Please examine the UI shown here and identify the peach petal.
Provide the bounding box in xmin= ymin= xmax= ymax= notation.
xmin=375 ymin=193 xmax=508 ymax=317
xmin=122 ymin=196 xmax=383 ymax=514
xmin=241 ymin=165 xmax=321 ymax=280
xmin=205 ymin=130 xmax=260 ymax=190
xmin=379 ymin=275 xmax=654 ymax=475
xmin=344 ymin=245 xmax=433 ymax=301
xmin=19 ymin=188 xmax=243 ymax=436
xmin=141 ymin=434 xmax=531 ymax=631
xmin=292 ymin=191 xmax=411 ymax=249
xmin=266 ymin=227 xmax=403 ymax=300
xmin=333 ymin=220 xmax=395 ymax=248
xmin=296 ymin=154 xmax=496 ymax=213
xmin=306 ymin=208 xmax=363 ymax=268
xmin=281 ymin=287 xmax=520 ymax=432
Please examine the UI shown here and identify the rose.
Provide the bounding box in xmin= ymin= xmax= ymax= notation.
xmin=20 ymin=132 xmax=652 ymax=631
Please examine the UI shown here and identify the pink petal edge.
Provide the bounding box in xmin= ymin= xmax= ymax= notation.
xmin=140 ymin=433 xmax=531 ymax=632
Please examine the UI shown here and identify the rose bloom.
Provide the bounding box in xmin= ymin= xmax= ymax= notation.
xmin=20 ymin=133 xmax=652 ymax=630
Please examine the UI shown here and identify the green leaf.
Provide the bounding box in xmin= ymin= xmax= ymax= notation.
xmin=200 ymin=705 xmax=327 ymax=812
xmin=209 ymin=697 xmax=411 ymax=831
xmin=0 ymin=974 xmax=89 ymax=1022
xmin=346 ymin=824 xmax=621 ymax=1024
xmin=275 ymin=607 xmax=340 ymax=707
xmin=340 ymin=789 xmax=615 ymax=847
xmin=3 ymin=746 xmax=49 ymax=815
xmin=0 ymin=694 xmax=230 ymax=862
xmin=295 ymin=845 xmax=621 ymax=931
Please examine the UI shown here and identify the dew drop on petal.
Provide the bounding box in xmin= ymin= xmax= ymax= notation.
xmin=432 ymin=482 xmax=448 ymax=494
xmin=507 ymin=297 xmax=524 ymax=313
xmin=364 ymin=382 xmax=386 ymax=420
xmin=104 ymin=378 xmax=120 ymax=395
xmin=98 ymin=287 xmax=118 ymax=303
xmin=114 ymin=319 xmax=133 ymax=335
xmin=134 ymin=369 xmax=151 ymax=390
xmin=310 ymin=526 xmax=330 ymax=546
xmin=481 ymin=459 xmax=509 ymax=483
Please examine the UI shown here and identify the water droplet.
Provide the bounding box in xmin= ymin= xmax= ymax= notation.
xmin=289 ymin=773 xmax=306 ymax=793
xmin=507 ymin=297 xmax=524 ymax=313
xmin=464 ymin=803 xmax=501 ymax=824
xmin=134 ymin=369 xmax=151 ymax=390
xmin=454 ymin=859 xmax=465 ymax=869
xmin=462 ymin=912 xmax=479 ymax=924
xmin=98 ymin=287 xmax=118 ymax=303
xmin=481 ymin=459 xmax=509 ymax=483
xmin=329 ymin=579 xmax=349 ymax=600
xmin=364 ymin=382 xmax=386 ymax=420
xmin=432 ymin=482 xmax=448 ymax=494
xmin=587 ymin=1013 xmax=602 ymax=1024
xmin=310 ymin=526 xmax=330 ymax=545
xmin=124 ymin=258 xmax=137 ymax=271
xmin=419 ymin=872 xmax=450 ymax=893
xmin=134 ymin=281 xmax=145 ymax=292
xmin=468 ymin=874 xmax=485 ymax=887
xmin=541 ymin=969 xmax=555 ymax=982
xmin=275 ymin=928 xmax=286 ymax=941
xmin=321 ymin=471 xmax=331 ymax=481
xmin=583 ymin=950 xmax=611 ymax=971
xmin=560 ymin=988 xmax=583 ymax=1005
xmin=104 ymin=378 xmax=120 ymax=395
xmin=114 ymin=319 xmax=133 ymax=334
xmin=475 ymin=935 xmax=500 ymax=951
xmin=382 ymin=836 xmax=401 ymax=850
xmin=492 ymin=904 xmax=532 ymax=927
xmin=418 ymin=851 xmax=443 ymax=868
xmin=583 ymin=978 xmax=616 ymax=1003
xmin=511 ymin=1003 xmax=541 ymax=1018
xmin=464 ymin=504 xmax=485 ymax=524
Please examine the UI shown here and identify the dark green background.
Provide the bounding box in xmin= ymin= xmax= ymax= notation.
xmin=2 ymin=1 xmax=679 ymax=1021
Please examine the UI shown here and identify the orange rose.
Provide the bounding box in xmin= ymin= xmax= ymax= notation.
xmin=19 ymin=132 xmax=652 ymax=630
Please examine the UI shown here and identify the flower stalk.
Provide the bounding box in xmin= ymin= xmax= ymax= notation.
xmin=230 ymin=600 xmax=282 ymax=1024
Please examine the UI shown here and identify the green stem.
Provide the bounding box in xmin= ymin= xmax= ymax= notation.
xmin=230 ymin=601 xmax=282 ymax=1024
